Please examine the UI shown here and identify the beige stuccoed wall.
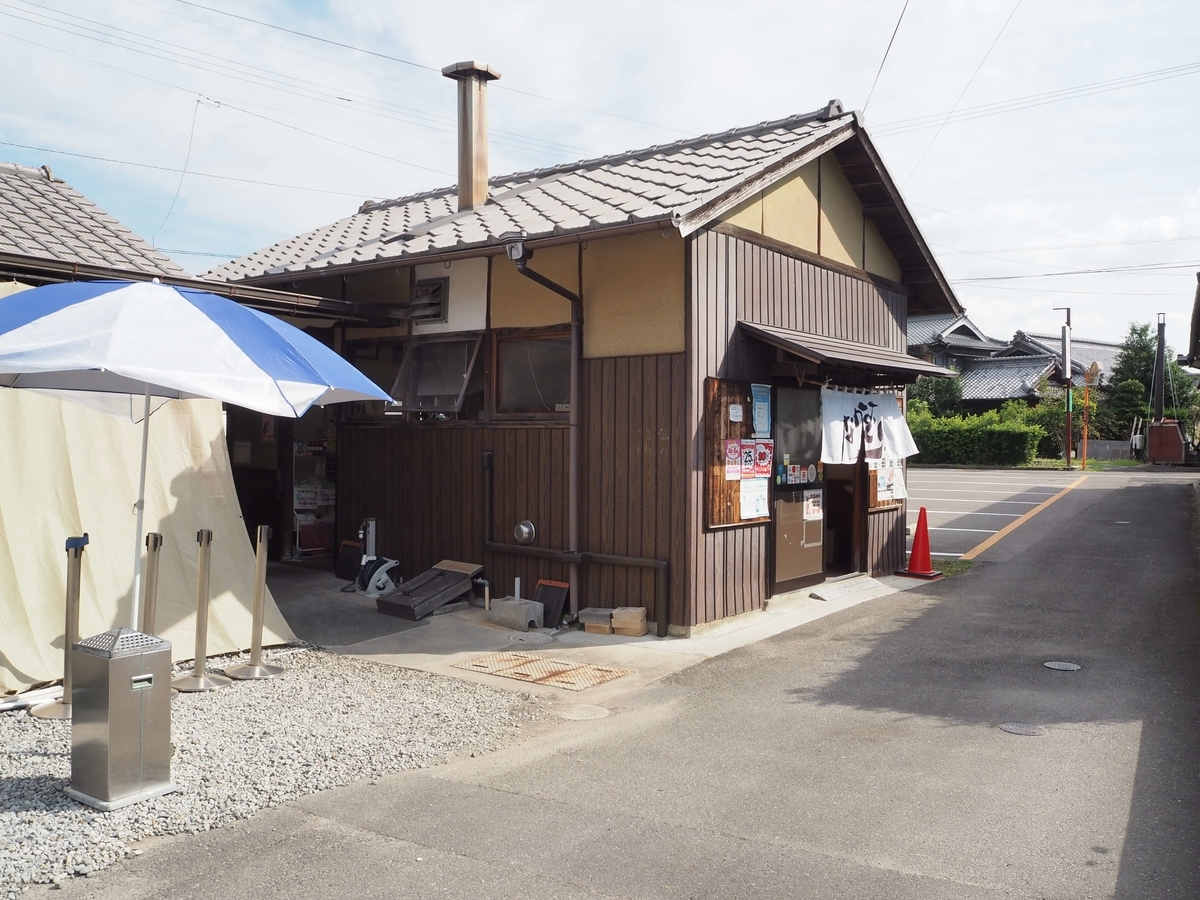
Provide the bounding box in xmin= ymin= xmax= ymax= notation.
xmin=582 ymin=230 xmax=685 ymax=358
xmin=487 ymin=231 xmax=685 ymax=358
xmin=718 ymin=153 xmax=902 ymax=282
xmin=490 ymin=244 xmax=577 ymax=328
xmin=864 ymin=217 xmax=903 ymax=283
xmin=818 ymin=153 xmax=865 ymax=268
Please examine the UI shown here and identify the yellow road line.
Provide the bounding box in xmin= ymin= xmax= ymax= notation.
xmin=959 ymin=475 xmax=1088 ymax=561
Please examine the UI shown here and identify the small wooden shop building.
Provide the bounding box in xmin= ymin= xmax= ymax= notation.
xmin=210 ymin=68 xmax=959 ymax=633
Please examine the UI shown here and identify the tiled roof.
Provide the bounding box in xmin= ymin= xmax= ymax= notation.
xmin=940 ymin=332 xmax=1009 ymax=351
xmin=205 ymin=109 xmax=858 ymax=282
xmin=0 ymin=161 xmax=189 ymax=277
xmin=908 ymin=312 xmax=1004 ymax=351
xmin=958 ymin=354 xmax=1055 ymax=401
xmin=907 ymin=313 xmax=958 ymax=346
xmin=1026 ymin=332 xmax=1122 ymax=378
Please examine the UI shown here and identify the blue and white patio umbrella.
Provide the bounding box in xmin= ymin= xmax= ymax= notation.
xmin=0 ymin=279 xmax=391 ymax=626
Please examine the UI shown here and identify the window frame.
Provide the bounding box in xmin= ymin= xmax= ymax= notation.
xmin=490 ymin=326 xmax=573 ymax=421
xmin=387 ymin=331 xmax=483 ymax=415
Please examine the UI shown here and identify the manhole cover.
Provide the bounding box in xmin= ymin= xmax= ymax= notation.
xmin=508 ymin=632 xmax=553 ymax=645
xmin=557 ymin=705 xmax=610 ymax=720
xmin=999 ymin=723 xmax=1047 ymax=736
xmin=1044 ymin=661 xmax=1081 ymax=671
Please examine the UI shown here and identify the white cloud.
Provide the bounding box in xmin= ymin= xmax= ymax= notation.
xmin=2 ymin=0 xmax=1198 ymax=344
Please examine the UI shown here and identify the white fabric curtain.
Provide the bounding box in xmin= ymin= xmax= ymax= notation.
xmin=820 ymin=388 xmax=918 ymax=464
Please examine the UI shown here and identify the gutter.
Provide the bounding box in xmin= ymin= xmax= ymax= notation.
xmin=510 ymin=245 xmax=583 ymax=619
xmin=0 ymin=252 xmax=405 ymax=324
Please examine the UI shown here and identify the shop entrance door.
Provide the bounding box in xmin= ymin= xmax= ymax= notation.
xmin=772 ymin=387 xmax=824 ymax=593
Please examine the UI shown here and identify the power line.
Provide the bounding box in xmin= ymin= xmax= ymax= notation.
xmin=912 ymin=158 xmax=1200 ymax=188
xmin=934 ymin=235 xmax=1200 ymax=256
xmin=152 ymin=96 xmax=203 ymax=244
xmin=7 ymin=0 xmax=582 ymax=158
xmin=0 ymin=29 xmax=451 ymax=175
xmin=904 ymin=0 xmax=1023 ymax=184
xmin=172 ymin=0 xmax=693 ymax=135
xmin=955 ymin=260 xmax=1200 ymax=282
xmin=953 ymin=283 xmax=1186 ymax=297
xmin=0 ymin=138 xmax=383 ymax=198
xmin=877 ymin=59 xmax=1200 ymax=137
xmin=862 ymin=0 xmax=909 ymax=114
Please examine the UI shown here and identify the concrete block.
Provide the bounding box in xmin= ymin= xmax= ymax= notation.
xmin=489 ymin=597 xmax=544 ymax=632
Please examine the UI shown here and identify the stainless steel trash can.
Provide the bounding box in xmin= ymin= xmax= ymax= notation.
xmin=65 ymin=627 xmax=177 ymax=811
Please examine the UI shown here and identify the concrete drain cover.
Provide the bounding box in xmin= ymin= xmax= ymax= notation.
xmin=453 ymin=653 xmax=630 ymax=692
xmin=999 ymin=723 xmax=1047 ymax=736
xmin=508 ymin=632 xmax=554 ymax=645
xmin=1044 ymin=661 xmax=1081 ymax=671
xmin=557 ymin=705 xmax=610 ymax=720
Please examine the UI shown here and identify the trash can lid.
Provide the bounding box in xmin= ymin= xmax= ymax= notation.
xmin=74 ymin=627 xmax=170 ymax=658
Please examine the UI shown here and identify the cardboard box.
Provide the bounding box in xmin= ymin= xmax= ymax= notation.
xmin=611 ymin=606 xmax=647 ymax=624
xmin=578 ymin=607 xmax=613 ymax=626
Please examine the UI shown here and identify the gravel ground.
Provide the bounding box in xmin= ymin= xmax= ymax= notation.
xmin=0 ymin=648 xmax=541 ymax=896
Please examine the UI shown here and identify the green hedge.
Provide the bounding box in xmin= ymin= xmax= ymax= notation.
xmin=909 ymin=416 xmax=1045 ymax=466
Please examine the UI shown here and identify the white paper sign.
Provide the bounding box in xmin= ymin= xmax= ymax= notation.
xmin=232 ymin=440 xmax=251 ymax=466
xmin=729 ymin=403 xmax=744 ymax=423
xmin=739 ymin=478 xmax=769 ymax=519
xmin=803 ymin=489 xmax=823 ymax=521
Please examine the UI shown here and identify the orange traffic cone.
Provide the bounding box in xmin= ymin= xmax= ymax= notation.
xmin=897 ymin=507 xmax=943 ymax=580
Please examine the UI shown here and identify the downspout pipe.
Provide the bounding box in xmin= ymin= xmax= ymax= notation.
xmin=510 ymin=246 xmax=583 ymax=617
xmin=483 ymin=451 xmax=669 ymax=638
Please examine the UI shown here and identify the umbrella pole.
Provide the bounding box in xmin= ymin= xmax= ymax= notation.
xmin=130 ymin=384 xmax=151 ymax=630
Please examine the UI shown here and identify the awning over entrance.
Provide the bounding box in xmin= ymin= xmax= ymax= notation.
xmin=738 ymin=320 xmax=957 ymax=379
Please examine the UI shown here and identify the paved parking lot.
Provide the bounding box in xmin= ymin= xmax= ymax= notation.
xmin=904 ymin=467 xmax=1082 ymax=560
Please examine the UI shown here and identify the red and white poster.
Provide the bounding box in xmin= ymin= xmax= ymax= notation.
xmin=740 ymin=439 xmax=756 ymax=478
xmin=753 ymin=440 xmax=773 ymax=478
xmin=724 ymin=439 xmax=742 ymax=481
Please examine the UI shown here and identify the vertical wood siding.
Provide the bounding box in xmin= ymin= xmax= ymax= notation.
xmin=686 ymin=228 xmax=910 ymax=625
xmin=338 ymin=353 xmax=687 ymax=624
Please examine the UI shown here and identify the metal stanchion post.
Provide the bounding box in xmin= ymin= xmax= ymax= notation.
xmin=172 ymin=530 xmax=231 ymax=692
xmin=225 ymin=526 xmax=283 ymax=680
xmin=32 ymin=535 xmax=89 ymax=719
xmin=138 ymin=533 xmax=164 ymax=635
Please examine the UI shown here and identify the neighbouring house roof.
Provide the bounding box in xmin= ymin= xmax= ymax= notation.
xmin=739 ymin=320 xmax=957 ymax=380
xmin=0 ymin=161 xmax=189 ymax=278
xmin=1026 ymin=332 xmax=1122 ymax=380
xmin=907 ymin=312 xmax=1006 ymax=355
xmin=906 ymin=313 xmax=958 ymax=346
xmin=206 ymin=106 xmax=960 ymax=315
xmin=958 ymin=354 xmax=1056 ymax=402
xmin=1004 ymin=330 xmax=1121 ymax=383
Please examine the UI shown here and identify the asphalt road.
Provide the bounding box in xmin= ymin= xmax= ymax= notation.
xmin=906 ymin=467 xmax=1095 ymax=559
xmin=47 ymin=470 xmax=1200 ymax=900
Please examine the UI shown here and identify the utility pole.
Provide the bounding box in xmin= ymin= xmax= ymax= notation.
xmin=1054 ymin=308 xmax=1073 ymax=469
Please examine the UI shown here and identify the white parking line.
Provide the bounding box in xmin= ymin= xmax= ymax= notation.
xmin=907 ymin=498 xmax=1040 ymax=505
xmin=929 ymin=552 xmax=963 ymax=557
xmin=907 ymin=510 xmax=1022 ymax=517
xmin=928 ymin=527 xmax=998 ymax=533
xmin=905 ymin=480 xmax=1072 ymax=488
xmin=907 ymin=488 xmax=1058 ymax=495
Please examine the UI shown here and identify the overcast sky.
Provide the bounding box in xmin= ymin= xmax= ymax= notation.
xmin=2 ymin=0 xmax=1199 ymax=347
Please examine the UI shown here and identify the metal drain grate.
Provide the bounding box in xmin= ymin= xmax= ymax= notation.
xmin=508 ymin=632 xmax=554 ymax=645
xmin=557 ymin=705 xmax=610 ymax=720
xmin=1044 ymin=661 xmax=1081 ymax=671
xmin=999 ymin=722 xmax=1047 ymax=736
xmin=452 ymin=653 xmax=630 ymax=691
xmin=455 ymin=651 xmax=538 ymax=674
